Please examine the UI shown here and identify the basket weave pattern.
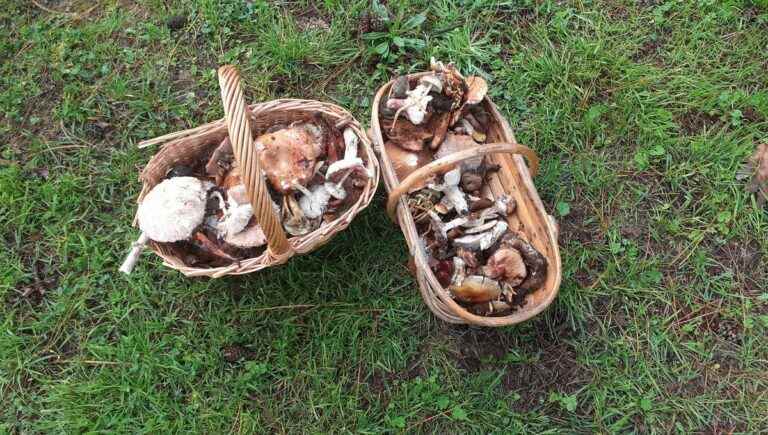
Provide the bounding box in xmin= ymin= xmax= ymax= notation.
xmin=134 ymin=66 xmax=379 ymax=277
xmin=372 ymin=72 xmax=561 ymax=327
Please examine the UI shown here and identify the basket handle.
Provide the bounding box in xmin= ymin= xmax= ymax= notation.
xmin=385 ymin=142 xmax=539 ymax=221
xmin=218 ymin=65 xmax=292 ymax=256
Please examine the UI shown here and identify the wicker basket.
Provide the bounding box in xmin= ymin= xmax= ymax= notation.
xmin=131 ymin=65 xmax=379 ymax=277
xmin=371 ymin=71 xmax=561 ymax=327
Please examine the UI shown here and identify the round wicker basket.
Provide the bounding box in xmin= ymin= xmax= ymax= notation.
xmin=132 ymin=65 xmax=379 ymax=277
xmin=371 ymin=72 xmax=561 ymax=327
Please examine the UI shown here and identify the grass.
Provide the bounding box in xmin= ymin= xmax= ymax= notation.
xmin=2 ymin=0 xmax=768 ymax=432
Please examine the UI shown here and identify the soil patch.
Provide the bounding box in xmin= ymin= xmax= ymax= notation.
xmin=677 ymin=110 xmax=721 ymax=135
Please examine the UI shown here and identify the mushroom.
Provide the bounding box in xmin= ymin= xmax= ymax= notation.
xmin=462 ymin=220 xmax=499 ymax=235
xmin=192 ymin=231 xmax=238 ymax=263
xmin=255 ymin=123 xmax=324 ymax=193
xmin=469 ymin=197 xmax=494 ymax=212
xmin=419 ymin=75 xmax=443 ymax=93
xmin=429 ymin=167 xmax=468 ymax=215
xmin=456 ymin=247 xmax=479 ymax=269
xmin=430 ymin=92 xmax=455 ymax=112
xmin=460 ymin=170 xmax=483 ymax=192
xmin=296 ymin=183 xmax=333 ymax=220
xmin=296 ymin=153 xmax=358 ymax=221
xmin=391 ymin=75 xmax=410 ymax=98
xmin=214 ymin=186 xmax=254 ymax=238
xmin=449 ymin=256 xmax=466 ymax=287
xmin=500 ymin=234 xmax=548 ymax=291
xmin=119 ymin=177 xmax=212 ymax=274
xmin=429 ymin=58 xmax=466 ymax=112
xmin=206 ymin=137 xmax=234 ymax=184
xmin=471 ymin=300 xmax=513 ymax=316
xmin=427 ymin=210 xmax=449 ymax=244
xmin=428 ymin=112 xmax=451 ymax=149
xmin=224 ymin=224 xmax=266 ymax=248
xmin=384 ymin=141 xmax=433 ymax=181
xmin=382 ymin=115 xmax=435 ymax=151
xmin=464 ymin=76 xmax=488 ymax=105
xmin=386 ymin=75 xmax=443 ymax=126
xmin=473 ymin=195 xmax=515 ymax=221
xmin=450 ymin=272 xmax=502 ymax=303
xmin=204 ymin=171 xmax=267 ymax=249
xmin=483 ymin=248 xmax=527 ymax=287
xmin=455 ymin=118 xmax=487 ymax=143
xmin=439 ymin=195 xmax=512 ymax=234
xmin=220 ymin=163 xmax=244 ymax=190
xmin=453 ymin=221 xmax=508 ymax=251
xmin=326 ymin=128 xmax=370 ymax=179
xmin=463 ymin=112 xmax=485 ymax=133
xmin=442 ymin=216 xmax=469 ymax=234
xmin=434 ymin=133 xmax=482 ymax=170
xmin=492 ymin=194 xmax=515 ymax=216
xmin=167 ymin=165 xmax=194 ymax=178
xmin=282 ymin=194 xmax=316 ymax=236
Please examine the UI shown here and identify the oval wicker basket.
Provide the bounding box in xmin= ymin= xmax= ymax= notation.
xmin=372 ymin=71 xmax=561 ymax=327
xmin=132 ymin=65 xmax=379 ymax=277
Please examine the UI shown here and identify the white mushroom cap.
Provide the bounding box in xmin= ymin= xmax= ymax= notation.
xmin=419 ymin=74 xmax=443 ymax=93
xmin=138 ymin=177 xmax=211 ymax=243
xmin=224 ymin=224 xmax=266 ymax=248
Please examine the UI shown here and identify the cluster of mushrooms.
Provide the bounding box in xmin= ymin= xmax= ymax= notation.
xmin=382 ymin=59 xmax=547 ymax=316
xmin=120 ymin=118 xmax=370 ymax=273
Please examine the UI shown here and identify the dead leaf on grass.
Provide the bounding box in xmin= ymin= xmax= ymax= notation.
xmin=737 ymin=143 xmax=768 ymax=205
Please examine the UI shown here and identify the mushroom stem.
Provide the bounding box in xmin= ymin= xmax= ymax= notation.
xmin=298 ymin=184 xmax=332 ymax=219
xmin=450 ymin=256 xmax=467 ymax=286
xmin=430 ymin=168 xmax=468 ymax=215
xmin=193 ymin=231 xmax=238 ymax=262
xmin=326 ymin=129 xmax=370 ymax=179
xmin=387 ymin=81 xmax=435 ymax=127
xmin=119 ymin=232 xmax=150 ymax=274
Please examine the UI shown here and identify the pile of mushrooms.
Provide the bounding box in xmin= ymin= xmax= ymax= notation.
xmin=120 ymin=118 xmax=370 ymax=273
xmin=381 ymin=59 xmax=548 ymax=316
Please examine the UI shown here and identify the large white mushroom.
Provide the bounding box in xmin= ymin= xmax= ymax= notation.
xmin=119 ymin=176 xmax=212 ymax=274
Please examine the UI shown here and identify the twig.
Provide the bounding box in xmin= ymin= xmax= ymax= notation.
xmin=32 ymin=0 xmax=76 ymax=15
xmin=49 ymin=359 xmax=128 ymax=366
xmin=240 ymin=303 xmax=343 ymax=312
xmin=238 ymin=303 xmax=382 ymax=314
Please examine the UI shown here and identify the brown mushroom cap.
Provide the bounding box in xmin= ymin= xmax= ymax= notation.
xmin=255 ymin=123 xmax=324 ymax=193
xmin=464 ymin=76 xmax=488 ymax=105
xmin=434 ymin=133 xmax=482 ymax=170
xmin=450 ymin=275 xmax=502 ymax=303
xmin=482 ymin=248 xmax=527 ymax=287
xmin=384 ymin=141 xmax=433 ymax=182
xmin=500 ymin=234 xmax=548 ymax=291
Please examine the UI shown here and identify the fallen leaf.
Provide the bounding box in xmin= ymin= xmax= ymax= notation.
xmin=740 ymin=143 xmax=768 ymax=205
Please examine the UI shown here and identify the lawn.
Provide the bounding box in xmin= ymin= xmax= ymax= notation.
xmin=2 ymin=0 xmax=768 ymax=432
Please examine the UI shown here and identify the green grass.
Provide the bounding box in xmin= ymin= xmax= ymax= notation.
xmin=2 ymin=0 xmax=768 ymax=432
